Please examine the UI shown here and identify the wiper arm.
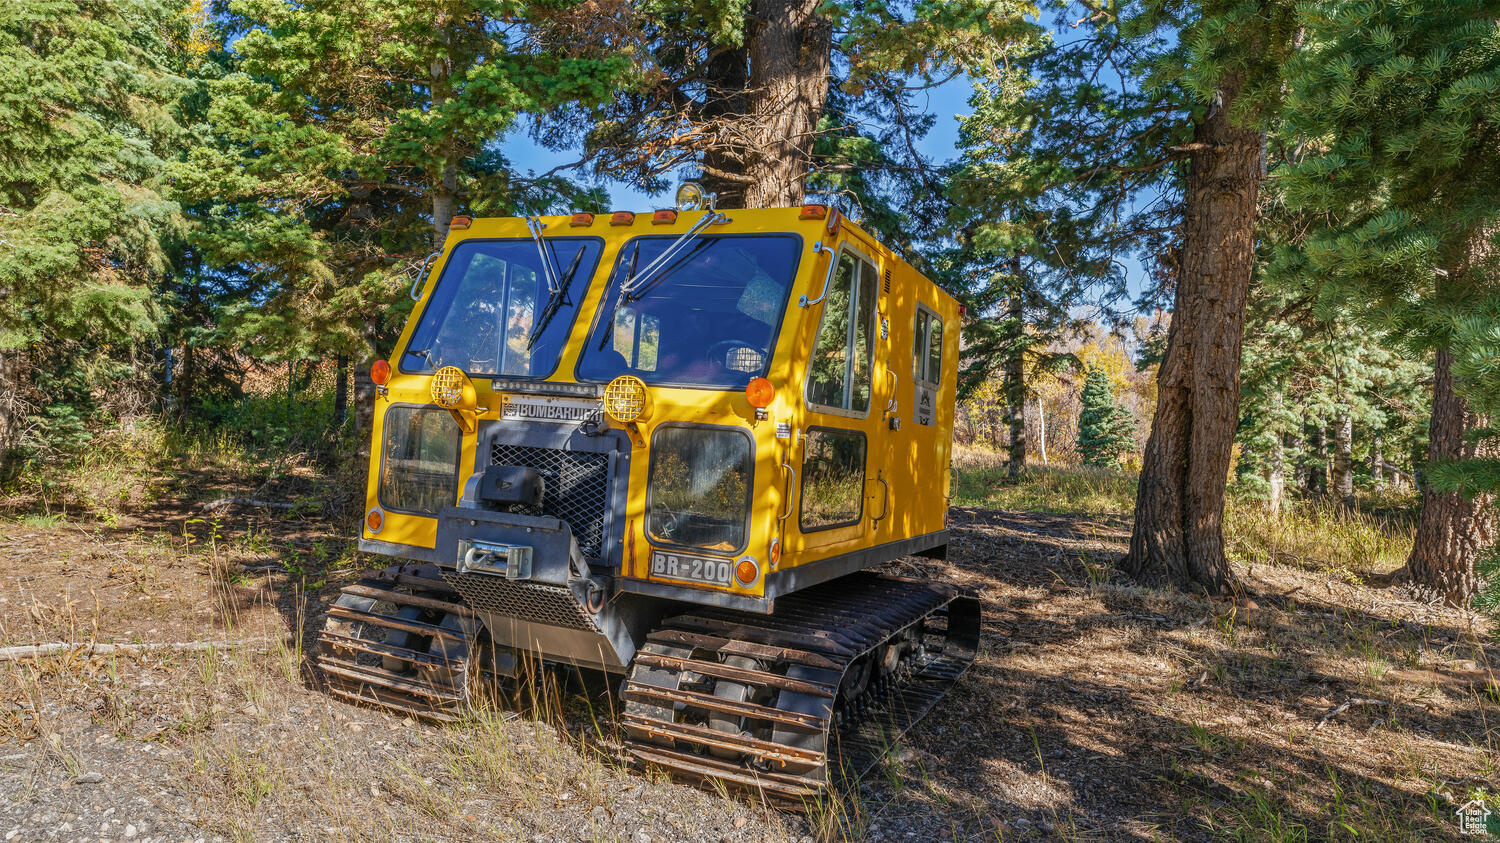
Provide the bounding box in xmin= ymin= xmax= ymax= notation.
xmin=526 ymin=216 xmax=562 ymax=295
xmin=597 ymin=241 xmax=641 ymax=350
xmin=405 ymin=347 xmax=436 ymax=368
xmin=619 ymin=211 xmax=727 ymax=300
xmin=527 ymin=246 xmax=586 ymax=350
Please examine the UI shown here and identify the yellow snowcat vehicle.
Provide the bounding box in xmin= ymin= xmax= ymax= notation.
xmin=319 ymin=189 xmax=978 ymax=800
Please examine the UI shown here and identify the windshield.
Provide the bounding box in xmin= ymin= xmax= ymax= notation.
xmin=401 ymin=238 xmax=604 ymax=378
xmin=577 ymin=234 xmax=801 ymax=388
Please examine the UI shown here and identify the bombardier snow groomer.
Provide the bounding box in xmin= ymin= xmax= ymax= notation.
xmin=319 ymin=187 xmax=978 ymax=801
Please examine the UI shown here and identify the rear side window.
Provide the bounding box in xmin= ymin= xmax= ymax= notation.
xmin=648 ymin=425 xmax=753 ymax=554
xmin=379 ymin=406 xmax=461 ymax=515
xmin=914 ymin=307 xmax=943 ymax=386
xmin=806 ymin=252 xmax=877 ymax=412
xmin=800 ymin=428 xmax=866 ymax=531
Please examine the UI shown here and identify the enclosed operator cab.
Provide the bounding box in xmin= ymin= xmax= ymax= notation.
xmin=322 ymin=202 xmax=977 ymax=800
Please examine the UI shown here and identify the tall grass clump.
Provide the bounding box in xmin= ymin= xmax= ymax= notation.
xmin=951 ymin=447 xmax=1137 ymax=516
xmin=1224 ymin=497 xmax=1417 ymax=579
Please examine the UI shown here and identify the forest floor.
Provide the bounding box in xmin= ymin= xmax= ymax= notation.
xmin=0 ymin=448 xmax=1496 ymax=841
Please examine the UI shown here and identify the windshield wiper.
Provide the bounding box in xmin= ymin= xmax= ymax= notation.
xmin=620 ymin=211 xmax=727 ymax=299
xmin=594 ymin=211 xmax=727 ymax=351
xmin=527 ymin=246 xmax=586 ymax=350
xmin=525 ymin=216 xmax=562 ymax=294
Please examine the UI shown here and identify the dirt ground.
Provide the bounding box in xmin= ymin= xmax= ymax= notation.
xmin=2 ymin=470 xmax=1497 ymax=841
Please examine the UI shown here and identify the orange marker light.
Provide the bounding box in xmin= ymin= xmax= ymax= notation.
xmin=768 ymin=539 xmax=782 ymax=569
xmin=448 ymin=216 xmax=472 ymax=230
xmin=610 ymin=211 xmax=635 ymax=226
xmin=799 ymin=204 xmax=828 ymax=220
xmin=365 ymin=508 xmax=384 ymax=534
xmin=652 ymin=209 xmax=677 ymax=225
xmin=370 ymin=359 xmax=391 ymax=386
xmin=745 ymin=377 xmax=775 ymax=409
xmin=735 ymin=558 xmax=759 ymax=586
xmin=570 ymin=213 xmax=595 ymax=227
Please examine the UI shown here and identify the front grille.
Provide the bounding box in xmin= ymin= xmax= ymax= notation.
xmin=489 ymin=444 xmax=610 ymax=558
xmin=443 ymin=572 xmax=599 ymax=632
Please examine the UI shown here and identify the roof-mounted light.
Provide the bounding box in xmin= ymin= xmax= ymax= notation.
xmin=570 ymin=213 xmax=595 ymax=227
xmin=448 ymin=216 xmax=472 ymax=230
xmin=610 ymin=211 xmax=635 ymax=226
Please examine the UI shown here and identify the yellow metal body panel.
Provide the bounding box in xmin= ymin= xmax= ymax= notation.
xmin=361 ymin=207 xmax=959 ymax=604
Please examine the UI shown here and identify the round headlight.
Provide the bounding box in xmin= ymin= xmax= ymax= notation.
xmin=430 ymin=366 xmax=468 ymax=409
xmin=604 ymin=375 xmax=649 ymax=423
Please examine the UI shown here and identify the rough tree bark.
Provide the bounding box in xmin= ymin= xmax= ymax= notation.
xmin=1121 ymin=77 xmax=1263 ymax=595
xmin=1401 ymin=347 xmax=1496 ymax=605
xmin=700 ymin=0 xmax=832 ymax=208
xmin=1267 ymin=434 xmax=1285 ymax=514
xmin=334 ymin=354 xmax=349 ymax=428
xmin=1332 ymin=411 xmax=1354 ymax=512
xmin=1003 ymin=257 xmax=1027 ymax=478
xmin=1304 ymin=422 xmax=1326 ymax=498
xmin=1371 ymin=431 xmax=1384 ymax=489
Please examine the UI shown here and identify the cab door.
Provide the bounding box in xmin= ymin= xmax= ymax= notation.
xmin=793 ymin=245 xmax=883 ymax=558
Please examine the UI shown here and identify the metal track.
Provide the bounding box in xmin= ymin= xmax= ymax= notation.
xmin=620 ymin=572 xmax=980 ymax=803
xmin=315 ymin=563 xmax=486 ymax=721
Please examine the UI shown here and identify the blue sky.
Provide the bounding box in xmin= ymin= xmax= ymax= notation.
xmin=504 ymin=80 xmax=975 ymax=210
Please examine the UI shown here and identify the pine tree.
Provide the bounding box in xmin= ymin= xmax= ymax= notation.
xmin=1078 ymin=368 xmax=1134 ymax=467
xmin=566 ymin=1 xmax=1035 ymax=209
xmin=0 ymin=0 xmax=196 ymax=460
xmin=1279 ymin=0 xmax=1500 ymax=605
xmin=992 ymin=0 xmax=1297 ymax=593
xmin=170 ymin=0 xmax=626 ymax=413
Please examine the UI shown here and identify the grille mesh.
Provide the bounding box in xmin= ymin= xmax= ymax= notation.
xmin=442 ymin=573 xmax=599 ymax=632
xmin=489 ymin=444 xmax=610 ymax=558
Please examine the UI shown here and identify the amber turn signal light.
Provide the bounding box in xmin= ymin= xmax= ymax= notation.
xmin=365 ymin=507 xmax=384 ymax=534
xmin=570 ymin=213 xmax=594 ymax=227
xmin=610 ymin=211 xmax=635 ymax=226
xmin=652 ymin=209 xmax=678 ymax=225
xmin=448 ymin=216 xmax=472 ymax=230
xmin=745 ymin=377 xmax=775 ymax=409
xmin=370 ymin=359 xmax=391 ymax=386
xmin=735 ymin=558 xmax=760 ymax=587
xmin=799 ymin=204 xmax=828 ymax=220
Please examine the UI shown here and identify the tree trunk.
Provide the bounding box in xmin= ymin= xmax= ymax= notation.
xmin=1122 ymin=77 xmax=1262 ymax=595
xmin=1267 ymin=434 xmax=1285 ymax=514
xmin=1286 ymin=431 xmax=1304 ymax=490
xmin=699 ymin=0 xmax=831 ymax=208
xmin=1332 ymin=411 xmax=1354 ymax=512
xmin=1402 ymin=348 xmax=1496 ymax=605
xmin=1304 ymin=422 xmax=1326 ymax=498
xmin=1003 ymin=268 xmax=1026 ymax=478
xmin=1036 ymin=397 xmax=1048 ymax=466
xmin=0 ymin=349 xmax=21 ymax=468
xmin=334 ymin=354 xmax=349 ymax=428
xmin=1371 ymin=431 xmax=1383 ymax=489
xmin=429 ymin=21 xmax=458 ymax=247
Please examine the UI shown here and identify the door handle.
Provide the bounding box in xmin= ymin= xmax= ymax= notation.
xmin=870 ymin=473 xmax=890 ymax=528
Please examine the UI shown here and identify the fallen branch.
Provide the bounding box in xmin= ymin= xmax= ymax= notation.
xmin=1313 ymin=697 xmax=1389 ymax=731
xmin=201 ymin=497 xmax=298 ymax=513
xmin=0 ymin=639 xmax=259 ymax=663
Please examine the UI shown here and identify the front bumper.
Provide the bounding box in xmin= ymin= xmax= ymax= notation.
xmin=434 ymin=507 xmax=661 ymax=672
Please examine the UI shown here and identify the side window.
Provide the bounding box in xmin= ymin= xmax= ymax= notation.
xmin=800 ymin=428 xmax=866 ymax=530
xmin=806 ymin=252 xmax=877 ymax=412
xmin=913 ymin=307 xmax=943 ymax=386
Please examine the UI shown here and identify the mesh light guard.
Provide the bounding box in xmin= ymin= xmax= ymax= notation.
xmin=604 ymin=375 xmax=648 ymax=423
xmin=430 ymin=366 xmax=468 ymax=409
